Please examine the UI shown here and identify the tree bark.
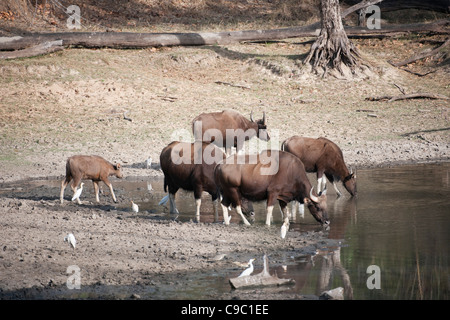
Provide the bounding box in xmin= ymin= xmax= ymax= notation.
xmin=304 ymin=0 xmax=363 ymax=76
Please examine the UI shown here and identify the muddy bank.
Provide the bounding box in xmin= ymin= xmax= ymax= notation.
xmin=0 ymin=182 xmax=334 ymax=300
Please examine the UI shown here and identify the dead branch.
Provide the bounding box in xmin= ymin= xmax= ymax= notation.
xmin=365 ymin=92 xmax=450 ymax=102
xmin=229 ymin=255 xmax=295 ymax=289
xmin=394 ymin=83 xmax=406 ymax=95
xmin=215 ymin=81 xmax=251 ymax=90
xmin=399 ymin=68 xmax=437 ymax=77
xmin=123 ymin=110 xmax=132 ymax=122
xmin=0 ymin=40 xmax=63 ymax=60
xmin=0 ymin=20 xmax=448 ymax=52
xmin=388 ymin=38 xmax=450 ymax=67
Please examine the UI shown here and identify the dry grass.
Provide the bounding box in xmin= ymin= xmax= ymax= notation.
xmin=0 ymin=32 xmax=449 ymax=183
xmin=0 ymin=1 xmax=448 ymax=182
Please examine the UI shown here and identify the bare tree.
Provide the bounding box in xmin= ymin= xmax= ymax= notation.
xmin=304 ymin=0 xmax=374 ymax=77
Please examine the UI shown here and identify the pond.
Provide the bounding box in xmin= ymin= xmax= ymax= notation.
xmin=138 ymin=162 xmax=449 ymax=300
xmin=178 ymin=162 xmax=449 ymax=300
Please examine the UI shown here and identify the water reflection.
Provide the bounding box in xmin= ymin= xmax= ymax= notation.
xmin=331 ymin=163 xmax=449 ymax=300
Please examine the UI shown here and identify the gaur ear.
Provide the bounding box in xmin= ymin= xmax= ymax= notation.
xmin=303 ymin=197 xmax=311 ymax=205
xmin=115 ymin=163 xmax=121 ymax=169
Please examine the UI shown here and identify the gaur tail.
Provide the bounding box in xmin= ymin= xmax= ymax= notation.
xmin=64 ymin=159 xmax=72 ymax=181
xmin=163 ymin=177 xmax=168 ymax=193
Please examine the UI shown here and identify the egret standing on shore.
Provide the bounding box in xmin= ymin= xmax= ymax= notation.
xmin=71 ymin=182 xmax=84 ymax=202
xmin=238 ymin=258 xmax=255 ymax=277
xmin=131 ymin=200 xmax=139 ymax=213
xmin=280 ymin=220 xmax=289 ymax=239
xmin=64 ymin=233 xmax=76 ymax=249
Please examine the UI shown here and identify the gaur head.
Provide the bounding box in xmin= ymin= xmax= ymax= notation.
xmin=343 ymin=171 xmax=357 ymax=196
xmin=114 ymin=163 xmax=123 ymax=179
xmin=250 ymin=111 xmax=270 ymax=142
xmin=241 ymin=197 xmax=255 ymax=220
xmin=304 ymin=187 xmax=329 ymax=225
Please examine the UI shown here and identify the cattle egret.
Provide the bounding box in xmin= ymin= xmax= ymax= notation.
xmin=158 ymin=194 xmax=169 ymax=206
xmin=280 ymin=221 xmax=288 ymax=239
xmin=238 ymin=258 xmax=255 ymax=277
xmin=146 ymin=157 xmax=152 ymax=169
xmin=71 ymin=183 xmax=84 ymax=201
xmin=131 ymin=200 xmax=139 ymax=213
xmin=64 ymin=233 xmax=76 ymax=249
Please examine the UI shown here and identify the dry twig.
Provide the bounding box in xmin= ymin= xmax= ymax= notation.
xmin=366 ymin=92 xmax=450 ymax=102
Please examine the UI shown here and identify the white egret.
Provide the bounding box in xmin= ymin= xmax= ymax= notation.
xmin=238 ymin=258 xmax=255 ymax=277
xmin=280 ymin=220 xmax=289 ymax=239
xmin=131 ymin=200 xmax=139 ymax=213
xmin=71 ymin=182 xmax=84 ymax=202
xmin=64 ymin=233 xmax=76 ymax=249
xmin=146 ymin=157 xmax=152 ymax=169
xmin=158 ymin=194 xmax=169 ymax=206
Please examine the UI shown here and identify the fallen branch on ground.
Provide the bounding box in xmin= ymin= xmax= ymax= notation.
xmin=0 ymin=20 xmax=448 ymax=52
xmin=229 ymin=255 xmax=295 ymax=289
xmin=399 ymin=68 xmax=437 ymax=77
xmin=388 ymin=38 xmax=450 ymax=67
xmin=123 ymin=111 xmax=132 ymax=122
xmin=365 ymin=92 xmax=450 ymax=102
xmin=0 ymin=40 xmax=63 ymax=59
xmin=215 ymin=81 xmax=251 ymax=90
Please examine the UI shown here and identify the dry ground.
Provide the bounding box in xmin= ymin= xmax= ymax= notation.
xmin=0 ymin=0 xmax=449 ymax=300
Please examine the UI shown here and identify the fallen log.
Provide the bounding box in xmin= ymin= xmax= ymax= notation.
xmin=365 ymin=92 xmax=450 ymax=102
xmin=0 ymin=20 xmax=448 ymax=51
xmin=229 ymin=255 xmax=295 ymax=289
xmin=0 ymin=40 xmax=63 ymax=59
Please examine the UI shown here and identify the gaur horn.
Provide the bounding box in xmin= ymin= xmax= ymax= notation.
xmin=310 ymin=187 xmax=319 ymax=203
xmin=250 ymin=111 xmax=254 ymax=122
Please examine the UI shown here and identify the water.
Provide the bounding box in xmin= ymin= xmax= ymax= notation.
xmin=273 ymin=162 xmax=449 ymax=300
xmin=137 ymin=163 xmax=449 ymax=299
xmin=0 ymin=163 xmax=448 ymax=299
xmin=332 ymin=163 xmax=449 ymax=300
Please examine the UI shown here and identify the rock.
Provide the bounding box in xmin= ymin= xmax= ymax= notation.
xmin=319 ymin=287 xmax=344 ymax=300
xmin=130 ymin=293 xmax=141 ymax=299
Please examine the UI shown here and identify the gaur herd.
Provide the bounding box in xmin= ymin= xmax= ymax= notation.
xmin=60 ymin=109 xmax=357 ymax=230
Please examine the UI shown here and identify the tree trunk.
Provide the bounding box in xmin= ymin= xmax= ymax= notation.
xmin=304 ymin=0 xmax=363 ymax=77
